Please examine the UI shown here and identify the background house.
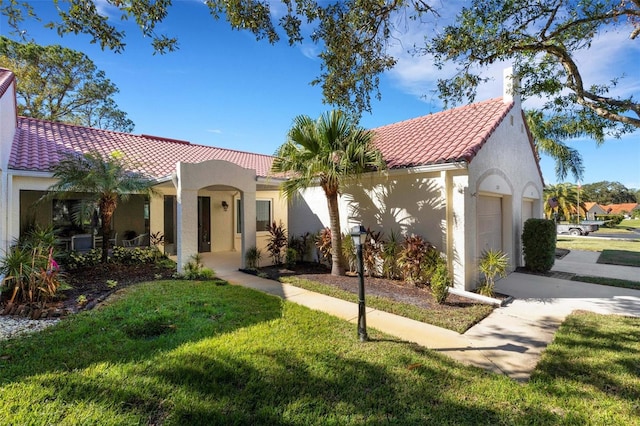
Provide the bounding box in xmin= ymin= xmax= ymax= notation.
xmin=583 ymin=202 xmax=608 ymax=220
xmin=600 ymin=203 xmax=640 ymax=219
xmin=289 ymin=69 xmax=544 ymax=291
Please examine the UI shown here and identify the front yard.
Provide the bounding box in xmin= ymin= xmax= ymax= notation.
xmin=1 ymin=280 xmax=638 ymax=425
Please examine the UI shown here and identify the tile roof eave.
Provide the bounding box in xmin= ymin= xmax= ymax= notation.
xmin=0 ymin=68 xmax=16 ymax=98
xmin=386 ymin=159 xmax=468 ymax=174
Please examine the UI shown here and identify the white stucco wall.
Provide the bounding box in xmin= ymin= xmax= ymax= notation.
xmin=234 ymin=189 xmax=288 ymax=259
xmin=289 ymin=167 xmax=458 ymax=278
xmin=288 ymin=105 xmax=543 ymax=290
xmin=468 ymin=104 xmax=543 ymax=279
xmin=0 ymin=77 xmax=17 ymax=253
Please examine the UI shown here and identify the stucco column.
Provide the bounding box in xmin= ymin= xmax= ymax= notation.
xmin=176 ymin=188 xmax=198 ymax=273
xmin=241 ymin=190 xmax=256 ymax=268
xmin=452 ymin=174 xmax=470 ymax=290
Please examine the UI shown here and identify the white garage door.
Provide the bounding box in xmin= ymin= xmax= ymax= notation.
xmin=477 ymin=196 xmax=502 ymax=254
xmin=522 ymin=200 xmax=534 ymax=226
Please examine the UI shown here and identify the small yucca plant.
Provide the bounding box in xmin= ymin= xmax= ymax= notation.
xmin=478 ymin=249 xmax=509 ymax=297
xmin=245 ymin=246 xmax=262 ymax=269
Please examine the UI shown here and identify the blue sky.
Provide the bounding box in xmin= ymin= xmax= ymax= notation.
xmin=1 ymin=1 xmax=639 ymax=189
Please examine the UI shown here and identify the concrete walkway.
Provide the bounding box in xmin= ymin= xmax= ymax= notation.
xmin=203 ymin=251 xmax=640 ymax=382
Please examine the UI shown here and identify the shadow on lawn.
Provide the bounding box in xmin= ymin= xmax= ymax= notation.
xmin=45 ymin=341 xmax=575 ymax=425
xmin=0 ymin=282 xmax=284 ymax=385
xmin=532 ymin=312 xmax=640 ymax=402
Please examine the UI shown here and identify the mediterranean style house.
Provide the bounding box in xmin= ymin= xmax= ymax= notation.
xmin=0 ymin=67 xmax=544 ymax=291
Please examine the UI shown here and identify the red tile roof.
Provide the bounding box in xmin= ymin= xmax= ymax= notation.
xmin=601 ymin=203 xmax=640 ymax=215
xmin=0 ymin=68 xmax=16 ymax=99
xmin=8 ymin=96 xmax=522 ymax=179
xmin=372 ymin=97 xmax=513 ymax=169
xmin=583 ymin=202 xmax=602 ymax=211
xmin=10 ymin=117 xmax=276 ymax=179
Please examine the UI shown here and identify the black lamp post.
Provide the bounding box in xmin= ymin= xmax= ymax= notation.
xmin=350 ymin=224 xmax=368 ymax=342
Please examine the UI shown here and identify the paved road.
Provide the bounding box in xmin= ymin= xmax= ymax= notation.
xmin=558 ymin=232 xmax=640 ymax=240
xmin=589 ymin=232 xmax=640 ymax=239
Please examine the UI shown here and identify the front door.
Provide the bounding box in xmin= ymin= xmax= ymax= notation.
xmin=198 ymin=196 xmax=211 ymax=252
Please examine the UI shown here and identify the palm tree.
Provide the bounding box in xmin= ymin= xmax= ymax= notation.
xmin=47 ymin=150 xmax=157 ymax=263
xmin=544 ymin=183 xmax=583 ymax=222
xmin=271 ymin=110 xmax=386 ymax=276
xmin=526 ymin=111 xmax=585 ymax=182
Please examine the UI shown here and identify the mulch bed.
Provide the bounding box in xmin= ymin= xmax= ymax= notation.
xmin=1 ymin=263 xmax=175 ymax=319
xmin=252 ymin=262 xmax=491 ymax=312
xmin=3 ymin=259 xmax=500 ymax=320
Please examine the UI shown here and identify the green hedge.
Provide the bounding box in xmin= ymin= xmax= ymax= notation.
xmin=522 ymin=219 xmax=556 ymax=272
xmin=594 ymin=214 xmax=624 ymax=228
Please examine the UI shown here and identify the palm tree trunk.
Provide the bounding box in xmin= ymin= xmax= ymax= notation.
xmin=326 ymin=191 xmax=345 ymax=276
xmin=99 ymin=198 xmax=117 ymax=263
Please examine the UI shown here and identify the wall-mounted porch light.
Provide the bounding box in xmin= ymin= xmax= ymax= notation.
xmin=221 ymin=201 xmax=229 ymax=212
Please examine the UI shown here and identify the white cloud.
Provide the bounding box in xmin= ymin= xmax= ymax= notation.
xmin=206 ymin=129 xmax=222 ymax=134
xmin=299 ymin=42 xmax=319 ymax=60
xmin=382 ymin=4 xmax=639 ymax=111
xmin=92 ymin=0 xmax=118 ymax=17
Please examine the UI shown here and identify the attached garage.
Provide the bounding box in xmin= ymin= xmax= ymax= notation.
xmin=477 ymin=195 xmax=503 ymax=254
xmin=522 ymin=199 xmax=534 ymax=225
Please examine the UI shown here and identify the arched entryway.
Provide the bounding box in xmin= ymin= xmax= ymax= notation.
xmin=173 ymin=160 xmax=257 ymax=272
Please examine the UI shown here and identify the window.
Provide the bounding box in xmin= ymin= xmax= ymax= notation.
xmin=236 ymin=199 xmax=272 ymax=233
xmin=52 ymin=199 xmax=97 ymax=235
xmin=256 ymin=200 xmax=271 ymax=231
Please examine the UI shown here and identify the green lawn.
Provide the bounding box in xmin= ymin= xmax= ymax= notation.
xmin=556 ymin=237 xmax=640 ymax=288
xmin=620 ymin=218 xmax=640 ymax=229
xmin=281 ymin=276 xmax=494 ymax=333
xmin=556 ymin=237 xmax=640 ymax=252
xmin=1 ymin=280 xmax=638 ymax=425
xmin=598 ymin=249 xmax=640 ymax=267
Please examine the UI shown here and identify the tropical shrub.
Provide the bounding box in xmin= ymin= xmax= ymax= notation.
xmin=398 ymin=234 xmax=438 ymax=286
xmin=111 ymin=246 xmax=160 ymax=265
xmin=181 ymin=253 xmax=216 ymax=280
xmin=477 ymin=249 xmax=509 ymax=297
xmin=245 ymin=246 xmax=262 ymax=269
xmin=63 ymin=246 xmax=163 ymax=270
xmin=150 ymin=231 xmax=164 ymax=247
xmin=64 ymin=249 xmax=102 ymax=270
xmin=430 ymin=261 xmax=451 ymax=304
xmin=381 ymin=230 xmax=401 ymax=280
xmin=341 ymin=232 xmax=357 ymax=274
xmin=286 ymin=248 xmax=298 ymax=268
xmin=267 ymin=221 xmax=288 ymax=265
xmin=363 ymin=228 xmax=383 ymax=277
xmin=0 ymin=226 xmax=63 ymax=307
xmin=288 ymin=232 xmax=312 ymax=262
xmin=149 ymin=231 xmax=165 ymax=260
xmin=315 ymin=228 xmax=332 ymax=266
xmin=595 ymin=214 xmax=624 ymax=228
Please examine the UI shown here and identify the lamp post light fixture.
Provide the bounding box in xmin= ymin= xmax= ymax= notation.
xmin=350 ymin=224 xmax=368 ymax=342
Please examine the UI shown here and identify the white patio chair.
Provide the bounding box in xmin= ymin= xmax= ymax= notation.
xmin=93 ymin=234 xmax=103 ymax=249
xmin=122 ymin=233 xmax=148 ymax=248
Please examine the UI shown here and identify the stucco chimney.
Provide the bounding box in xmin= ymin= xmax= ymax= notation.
xmin=502 ymin=66 xmax=521 ymax=107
